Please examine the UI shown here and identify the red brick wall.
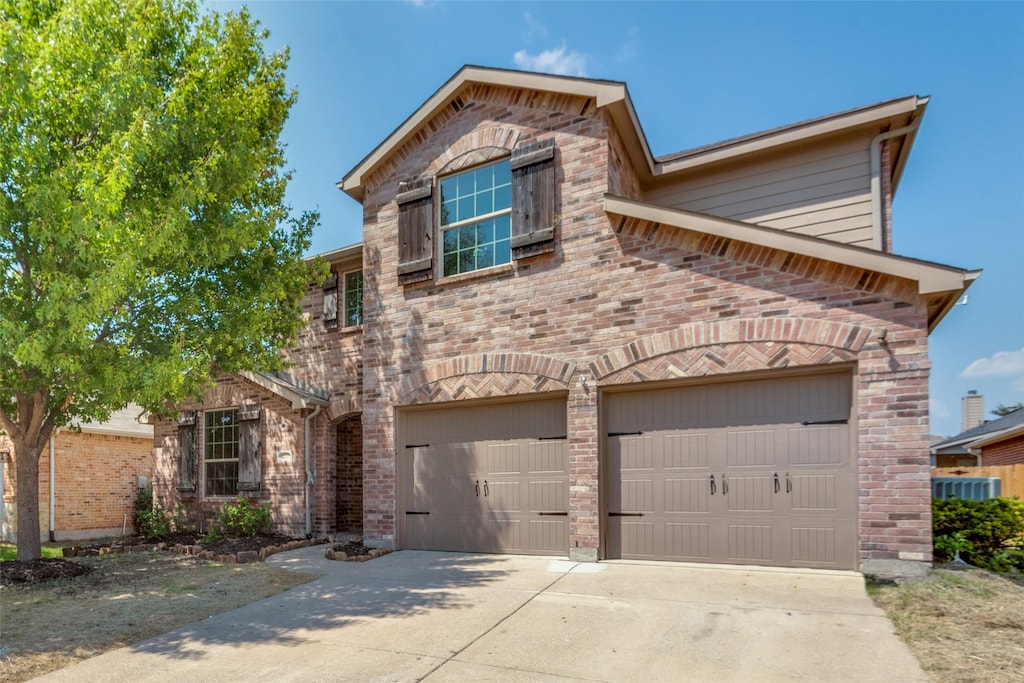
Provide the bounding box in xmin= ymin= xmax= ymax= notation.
xmin=335 ymin=414 xmax=363 ymax=532
xmin=354 ymin=83 xmax=934 ymax=565
xmin=1 ymin=430 xmax=152 ymax=540
xmin=982 ymin=435 xmax=1024 ymax=466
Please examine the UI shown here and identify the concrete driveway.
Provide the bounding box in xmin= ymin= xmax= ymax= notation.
xmin=33 ymin=546 xmax=927 ymax=682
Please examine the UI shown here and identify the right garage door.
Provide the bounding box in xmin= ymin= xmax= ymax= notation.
xmin=605 ymin=371 xmax=856 ymax=569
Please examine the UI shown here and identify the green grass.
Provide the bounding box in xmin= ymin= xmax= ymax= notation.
xmin=0 ymin=543 xmax=65 ymax=561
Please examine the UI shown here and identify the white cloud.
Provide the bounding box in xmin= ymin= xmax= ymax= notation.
xmin=961 ymin=348 xmax=1024 ymax=378
xmin=929 ymin=398 xmax=951 ymax=420
xmin=513 ymin=43 xmax=588 ymax=77
xmin=523 ymin=13 xmax=548 ymax=41
xmin=616 ymin=27 xmax=639 ymax=63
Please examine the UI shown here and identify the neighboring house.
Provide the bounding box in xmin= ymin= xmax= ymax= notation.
xmin=1 ymin=406 xmax=153 ymax=542
xmin=152 ymin=66 xmax=978 ymax=574
xmin=931 ymin=408 xmax=1024 ymax=467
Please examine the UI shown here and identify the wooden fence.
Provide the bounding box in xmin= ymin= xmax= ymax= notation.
xmin=932 ymin=464 xmax=1024 ymax=499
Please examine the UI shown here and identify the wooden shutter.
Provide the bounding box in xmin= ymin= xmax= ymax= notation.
xmin=396 ymin=178 xmax=434 ymax=284
xmin=322 ymin=274 xmax=338 ymax=329
xmin=176 ymin=411 xmax=198 ymax=494
xmin=237 ymin=404 xmax=262 ymax=491
xmin=511 ymin=139 xmax=556 ymax=259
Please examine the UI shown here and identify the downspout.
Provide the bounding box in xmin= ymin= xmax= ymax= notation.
xmin=49 ymin=432 xmax=57 ymax=543
xmin=304 ymin=405 xmax=322 ymax=538
xmin=870 ymin=116 xmax=922 ymax=251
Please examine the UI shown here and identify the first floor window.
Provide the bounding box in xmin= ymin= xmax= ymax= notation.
xmin=204 ymin=409 xmax=239 ymax=496
xmin=344 ymin=270 xmax=363 ymax=327
xmin=440 ymin=160 xmax=512 ymax=276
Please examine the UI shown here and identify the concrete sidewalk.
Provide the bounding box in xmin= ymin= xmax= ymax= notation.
xmin=33 ymin=546 xmax=927 ymax=682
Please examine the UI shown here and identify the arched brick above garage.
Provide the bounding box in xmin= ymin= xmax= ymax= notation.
xmin=396 ymin=352 xmax=576 ymax=404
xmin=590 ymin=318 xmax=871 ymax=383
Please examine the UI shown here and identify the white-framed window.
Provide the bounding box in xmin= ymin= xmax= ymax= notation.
xmin=439 ymin=160 xmax=512 ymax=277
xmin=343 ymin=269 xmax=363 ymax=327
xmin=204 ymin=408 xmax=239 ymax=496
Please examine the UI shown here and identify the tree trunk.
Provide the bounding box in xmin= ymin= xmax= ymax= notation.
xmin=14 ymin=435 xmax=45 ymax=561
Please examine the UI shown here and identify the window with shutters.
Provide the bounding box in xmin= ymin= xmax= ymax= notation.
xmin=343 ymin=269 xmax=363 ymax=327
xmin=439 ymin=160 xmax=512 ymax=277
xmin=204 ymin=409 xmax=239 ymax=496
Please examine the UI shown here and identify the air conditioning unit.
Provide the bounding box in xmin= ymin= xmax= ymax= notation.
xmin=931 ymin=477 xmax=1001 ymax=501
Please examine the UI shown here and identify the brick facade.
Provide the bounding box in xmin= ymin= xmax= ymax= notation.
xmin=1 ymin=430 xmax=152 ymax=542
xmin=982 ymin=435 xmax=1024 ymax=466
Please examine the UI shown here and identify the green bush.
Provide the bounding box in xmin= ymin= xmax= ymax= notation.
xmin=933 ymin=497 xmax=1024 ymax=571
xmin=210 ymin=496 xmax=272 ymax=538
xmin=136 ymin=506 xmax=173 ymax=540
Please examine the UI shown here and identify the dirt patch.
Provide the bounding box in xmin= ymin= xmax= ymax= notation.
xmin=0 ymin=550 xmax=315 ymax=682
xmin=869 ymin=566 xmax=1024 ymax=683
xmin=333 ymin=540 xmax=372 ymax=556
xmin=1 ymin=558 xmax=92 ymax=585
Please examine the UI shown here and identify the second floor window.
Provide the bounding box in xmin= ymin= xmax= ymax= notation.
xmin=439 ymin=160 xmax=512 ymax=277
xmin=344 ymin=270 xmax=363 ymax=327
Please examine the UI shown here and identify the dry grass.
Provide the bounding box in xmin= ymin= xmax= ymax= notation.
xmin=869 ymin=567 xmax=1024 ymax=683
xmin=0 ymin=550 xmax=315 ymax=682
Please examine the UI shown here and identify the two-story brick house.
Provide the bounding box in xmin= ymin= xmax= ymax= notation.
xmin=153 ymin=66 xmax=977 ymax=574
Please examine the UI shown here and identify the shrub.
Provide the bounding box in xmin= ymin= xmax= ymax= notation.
xmin=211 ymin=496 xmax=272 ymax=538
xmin=933 ymin=497 xmax=1024 ymax=571
xmin=136 ymin=506 xmax=173 ymax=540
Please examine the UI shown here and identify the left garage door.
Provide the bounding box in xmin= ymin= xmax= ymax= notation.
xmin=398 ymin=398 xmax=569 ymax=556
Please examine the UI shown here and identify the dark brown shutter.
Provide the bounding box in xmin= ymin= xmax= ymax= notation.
xmin=511 ymin=139 xmax=556 ymax=259
xmin=176 ymin=411 xmax=198 ymax=494
xmin=322 ymin=274 xmax=338 ymax=329
xmin=396 ymin=178 xmax=434 ymax=284
xmin=236 ymin=404 xmax=261 ymax=491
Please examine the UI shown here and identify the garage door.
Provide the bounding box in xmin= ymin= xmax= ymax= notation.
xmin=399 ymin=398 xmax=568 ymax=555
xmin=605 ymin=372 xmax=855 ymax=569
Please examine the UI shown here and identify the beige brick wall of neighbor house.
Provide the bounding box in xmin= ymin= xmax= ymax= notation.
xmin=1 ymin=431 xmax=153 ymax=542
xmin=357 ymin=83 xmax=934 ymax=565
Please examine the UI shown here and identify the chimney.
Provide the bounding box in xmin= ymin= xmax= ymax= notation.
xmin=961 ymin=390 xmax=984 ymax=432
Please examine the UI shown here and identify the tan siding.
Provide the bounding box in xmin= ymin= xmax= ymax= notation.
xmin=647 ymin=133 xmax=875 ymax=247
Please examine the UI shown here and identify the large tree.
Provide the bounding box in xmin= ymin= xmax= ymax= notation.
xmin=0 ymin=0 xmax=320 ymax=559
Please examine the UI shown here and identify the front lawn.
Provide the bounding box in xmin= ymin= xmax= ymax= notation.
xmin=0 ymin=543 xmax=64 ymax=562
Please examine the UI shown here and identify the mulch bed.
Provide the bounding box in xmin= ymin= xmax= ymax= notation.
xmin=332 ymin=540 xmax=372 ymax=556
xmin=1 ymin=558 xmax=92 ymax=586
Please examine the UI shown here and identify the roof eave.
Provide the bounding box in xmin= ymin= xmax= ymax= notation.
xmin=603 ymin=194 xmax=977 ymax=308
xmin=654 ymin=96 xmax=927 ymax=177
xmin=339 ymin=65 xmax=649 ymax=201
xmin=239 ymin=371 xmax=330 ymax=410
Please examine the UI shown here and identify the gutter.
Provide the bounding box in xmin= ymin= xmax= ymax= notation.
xmin=49 ymin=432 xmax=57 ymax=543
xmin=871 ymin=115 xmax=923 ymax=250
xmin=304 ymin=405 xmax=323 ymax=538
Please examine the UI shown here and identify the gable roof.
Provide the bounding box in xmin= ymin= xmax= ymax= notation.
xmin=239 ymin=371 xmax=330 ymax=410
xmin=931 ymin=408 xmax=1024 ymax=453
xmin=338 ymin=65 xmax=927 ymax=201
xmin=604 ymin=195 xmax=978 ymax=331
xmin=76 ymin=405 xmax=153 ymax=438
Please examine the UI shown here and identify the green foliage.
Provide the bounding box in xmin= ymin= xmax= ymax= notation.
xmin=208 ymin=496 xmax=272 ymax=539
xmin=933 ymin=497 xmax=1024 ymax=571
xmin=136 ymin=506 xmax=173 ymax=541
xmin=992 ymin=402 xmax=1024 ymax=417
xmin=0 ymin=543 xmax=63 ymax=562
xmin=0 ymin=0 xmax=323 ymax=559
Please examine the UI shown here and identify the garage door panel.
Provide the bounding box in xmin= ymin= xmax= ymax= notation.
xmin=728 ymin=524 xmax=774 ymax=562
xmin=664 ymin=433 xmax=708 ymax=468
xmin=607 ymin=371 xmax=855 ymax=569
xmin=791 ymin=527 xmax=837 ymax=564
xmin=665 ymin=523 xmax=711 ymax=559
xmin=789 ymin=426 xmax=846 ymax=465
xmin=664 ymin=477 xmax=709 ymax=513
xmin=791 ymin=474 xmax=838 ymax=510
xmin=726 ymin=475 xmax=775 ymax=512
xmin=401 ymin=398 xmax=568 ymax=556
xmin=727 ymin=429 xmax=777 ymax=467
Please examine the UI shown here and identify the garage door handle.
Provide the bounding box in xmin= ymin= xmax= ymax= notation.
xmin=483 ymin=480 xmax=489 ymax=497
xmin=722 ymin=475 xmax=728 ymax=495
xmin=786 ymin=472 xmax=792 ymax=493
xmin=609 ymin=512 xmax=644 ymax=517
xmin=801 ymin=419 xmax=847 ymax=426
xmin=710 ymin=474 xmax=716 ymax=495
xmin=539 ymin=512 xmax=568 ymax=516
xmin=774 ymin=472 xmax=780 ymax=493
xmin=475 ymin=480 xmax=480 ymax=497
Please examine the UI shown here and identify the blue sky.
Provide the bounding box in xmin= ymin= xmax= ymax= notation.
xmin=212 ymin=1 xmax=1023 ymax=437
